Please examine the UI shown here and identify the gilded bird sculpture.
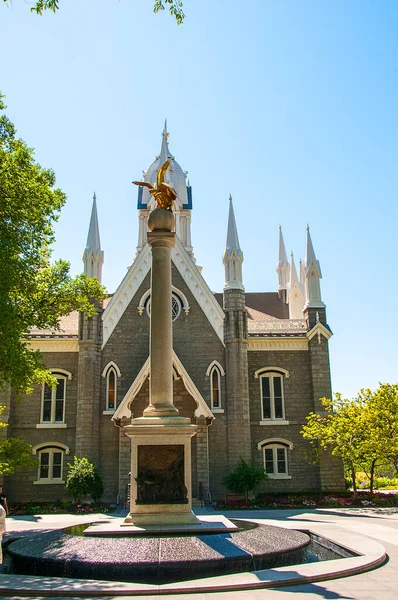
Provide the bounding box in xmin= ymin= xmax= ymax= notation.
xmin=133 ymin=159 xmax=177 ymax=211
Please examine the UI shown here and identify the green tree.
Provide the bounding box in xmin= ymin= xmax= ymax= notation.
xmin=66 ymin=456 xmax=103 ymax=504
xmin=223 ymin=460 xmax=267 ymax=504
xmin=359 ymin=384 xmax=398 ymax=491
xmin=4 ymin=0 xmax=185 ymax=25
xmin=0 ymin=94 xmax=105 ymax=395
xmin=301 ymin=394 xmax=369 ymax=498
xmin=0 ymin=437 xmax=38 ymax=476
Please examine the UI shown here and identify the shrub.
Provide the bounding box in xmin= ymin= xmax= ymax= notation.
xmin=223 ymin=460 xmax=267 ymax=503
xmin=66 ymin=456 xmax=103 ymax=503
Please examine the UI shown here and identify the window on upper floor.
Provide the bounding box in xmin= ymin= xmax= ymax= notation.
xmin=205 ymin=361 xmax=225 ymax=412
xmin=106 ymin=367 xmax=117 ymax=411
xmin=41 ymin=376 xmax=66 ymax=424
xmin=102 ymin=362 xmax=121 ymax=413
xmin=211 ymin=367 xmax=221 ymax=409
xmin=261 ymin=372 xmax=284 ymax=420
xmin=259 ymin=439 xmax=293 ymax=480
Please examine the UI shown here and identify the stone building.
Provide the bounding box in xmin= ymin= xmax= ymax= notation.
xmin=1 ymin=124 xmax=344 ymax=504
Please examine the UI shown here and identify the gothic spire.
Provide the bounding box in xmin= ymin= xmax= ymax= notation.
xmin=276 ymin=226 xmax=290 ymax=302
xmin=83 ymin=192 xmax=104 ymax=282
xmin=304 ymin=226 xmax=324 ymax=307
xmin=223 ymin=195 xmax=244 ymax=290
xmin=226 ymin=194 xmax=241 ymax=253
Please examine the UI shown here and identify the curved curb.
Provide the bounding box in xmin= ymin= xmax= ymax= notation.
xmin=0 ymin=526 xmax=386 ymax=597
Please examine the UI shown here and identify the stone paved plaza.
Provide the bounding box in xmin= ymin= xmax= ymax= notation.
xmin=1 ymin=506 xmax=398 ymax=599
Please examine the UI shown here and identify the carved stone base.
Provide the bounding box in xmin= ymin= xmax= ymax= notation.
xmin=123 ymin=419 xmax=198 ymax=526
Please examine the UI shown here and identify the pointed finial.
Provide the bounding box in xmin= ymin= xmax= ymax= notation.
xmin=229 ymin=193 xmax=232 ymax=202
xmin=159 ymin=120 xmax=170 ymax=165
xmin=306 ymin=223 xmax=310 ymax=231
xmin=93 ymin=191 xmax=96 ymax=201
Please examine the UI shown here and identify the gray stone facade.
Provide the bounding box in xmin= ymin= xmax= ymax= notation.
xmin=3 ymin=259 xmax=344 ymax=505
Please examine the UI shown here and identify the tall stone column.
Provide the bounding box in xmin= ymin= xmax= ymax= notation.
xmin=144 ymin=224 xmax=178 ymax=417
xmin=123 ymin=206 xmax=198 ymax=526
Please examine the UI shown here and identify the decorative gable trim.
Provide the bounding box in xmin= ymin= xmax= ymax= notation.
xmin=172 ymin=237 xmax=225 ymax=344
xmin=306 ymin=322 xmax=333 ymax=344
xmin=112 ymin=351 xmax=214 ymax=422
xmin=102 ymin=244 xmax=152 ymax=347
xmin=102 ymin=236 xmax=225 ymax=348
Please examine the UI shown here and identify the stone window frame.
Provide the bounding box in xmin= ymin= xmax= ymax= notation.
xmin=257 ymin=438 xmax=293 ymax=480
xmin=102 ymin=361 xmax=122 ymax=414
xmin=205 ymin=361 xmax=225 ymax=414
xmin=32 ymin=442 xmax=70 ymax=485
xmin=37 ymin=369 xmax=72 ymax=429
xmin=254 ymin=367 xmax=290 ymax=425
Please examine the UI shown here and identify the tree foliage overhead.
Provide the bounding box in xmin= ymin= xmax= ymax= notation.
xmin=0 ymin=94 xmax=105 ymax=395
xmin=5 ymin=0 xmax=186 ymax=25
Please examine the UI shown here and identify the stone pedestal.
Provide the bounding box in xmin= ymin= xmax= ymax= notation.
xmin=123 ymin=206 xmax=198 ymax=526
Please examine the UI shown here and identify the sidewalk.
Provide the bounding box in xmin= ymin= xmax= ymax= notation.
xmin=2 ymin=506 xmax=398 ymax=599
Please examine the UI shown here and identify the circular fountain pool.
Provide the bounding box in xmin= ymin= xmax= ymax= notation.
xmin=7 ymin=520 xmax=311 ymax=584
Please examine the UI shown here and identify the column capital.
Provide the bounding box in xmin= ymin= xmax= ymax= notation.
xmin=147 ymin=231 xmax=176 ymax=249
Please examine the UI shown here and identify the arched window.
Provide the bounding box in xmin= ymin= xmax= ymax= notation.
xmin=41 ymin=371 xmax=70 ymax=425
xmin=211 ymin=367 xmax=221 ymax=409
xmin=258 ymin=439 xmax=293 ymax=480
xmin=32 ymin=442 xmax=70 ymax=484
xmin=205 ymin=361 xmax=225 ymax=412
xmin=102 ymin=362 xmax=121 ymax=413
xmin=254 ymin=368 xmax=289 ymax=423
xmin=107 ymin=368 xmax=116 ymax=410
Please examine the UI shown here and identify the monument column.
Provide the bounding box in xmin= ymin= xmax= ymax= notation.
xmin=123 ymin=162 xmax=198 ymax=526
xmin=144 ymin=227 xmax=178 ymax=417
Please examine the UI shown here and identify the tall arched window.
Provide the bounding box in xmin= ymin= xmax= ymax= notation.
xmin=254 ymin=367 xmax=289 ymax=424
xmin=40 ymin=370 xmax=72 ymax=425
xmin=211 ymin=367 xmax=221 ymax=409
xmin=205 ymin=361 xmax=225 ymax=412
xmin=107 ymin=369 xmax=116 ymax=410
xmin=102 ymin=362 xmax=121 ymax=413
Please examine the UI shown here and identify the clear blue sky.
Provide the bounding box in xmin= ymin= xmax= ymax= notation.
xmin=1 ymin=0 xmax=397 ymax=398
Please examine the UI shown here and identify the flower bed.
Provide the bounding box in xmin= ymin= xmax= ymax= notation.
xmin=217 ymin=491 xmax=398 ymax=510
xmin=9 ymin=501 xmax=112 ymax=516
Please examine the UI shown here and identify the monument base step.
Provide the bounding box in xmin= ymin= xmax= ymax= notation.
xmin=83 ymin=514 xmax=238 ymax=537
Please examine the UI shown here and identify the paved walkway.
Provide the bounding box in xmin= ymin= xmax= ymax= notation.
xmin=3 ymin=506 xmax=398 ymax=599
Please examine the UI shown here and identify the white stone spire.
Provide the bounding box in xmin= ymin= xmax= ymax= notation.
xmin=83 ymin=192 xmax=104 ymax=283
xmin=136 ymin=123 xmax=194 ymax=257
xmin=304 ymin=226 xmax=324 ymax=307
xmin=288 ymin=252 xmax=305 ymax=319
xmin=276 ymin=226 xmax=290 ymax=302
xmin=223 ymin=195 xmax=244 ymax=290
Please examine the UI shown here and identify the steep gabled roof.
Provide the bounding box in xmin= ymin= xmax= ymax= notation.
xmin=102 ymin=236 xmax=225 ymax=347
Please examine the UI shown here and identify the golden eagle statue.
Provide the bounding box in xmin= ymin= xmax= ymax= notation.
xmin=133 ymin=159 xmax=177 ymax=211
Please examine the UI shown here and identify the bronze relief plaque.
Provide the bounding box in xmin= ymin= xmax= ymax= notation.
xmin=136 ymin=445 xmax=188 ymax=504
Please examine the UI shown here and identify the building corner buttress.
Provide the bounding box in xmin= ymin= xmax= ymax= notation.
xmin=76 ymin=308 xmax=102 ymax=464
xmin=223 ymin=288 xmax=251 ymax=467
xmin=304 ymin=305 xmax=345 ymax=491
